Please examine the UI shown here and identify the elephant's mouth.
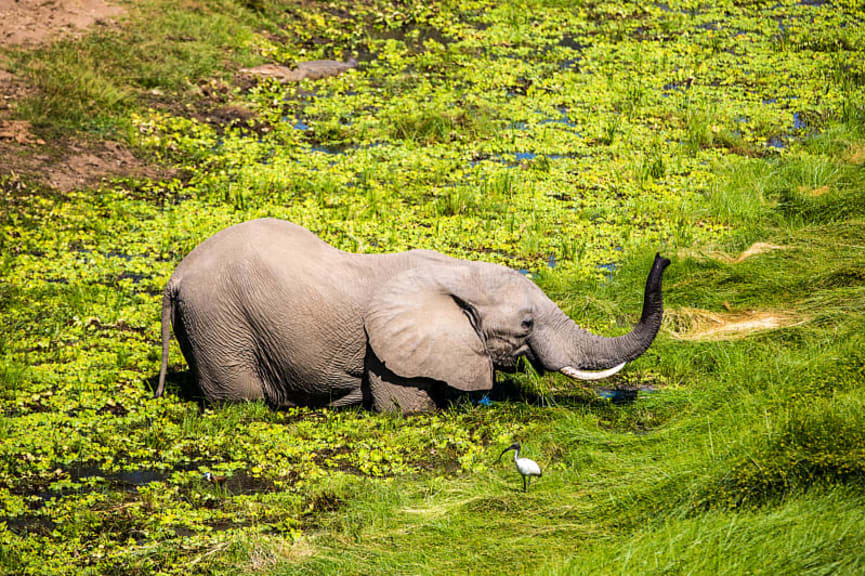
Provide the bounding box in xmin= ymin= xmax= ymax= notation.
xmin=515 ymin=346 xmax=625 ymax=380
xmin=514 ymin=344 xmax=540 ymax=369
xmin=516 ymin=346 xmax=626 ymax=380
xmin=560 ymin=362 xmax=626 ymax=381
xmin=519 ymin=346 xmax=626 ymax=380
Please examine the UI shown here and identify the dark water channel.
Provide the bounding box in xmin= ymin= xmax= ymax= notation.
xmin=13 ymin=461 xmax=275 ymax=502
xmin=65 ymin=463 xmax=274 ymax=494
xmin=597 ymin=385 xmax=658 ymax=404
xmin=6 ymin=463 xmax=274 ymax=539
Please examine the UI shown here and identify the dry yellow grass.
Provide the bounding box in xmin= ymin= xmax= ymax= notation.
xmin=845 ymin=145 xmax=865 ymax=165
xmin=665 ymin=308 xmax=806 ymax=341
xmin=246 ymin=536 xmax=315 ymax=572
xmin=678 ymin=242 xmax=786 ymax=264
xmin=797 ymin=185 xmax=831 ymax=197
xmin=731 ymin=242 xmax=786 ymax=262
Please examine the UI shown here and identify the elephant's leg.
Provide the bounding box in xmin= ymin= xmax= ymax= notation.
xmin=365 ymin=352 xmax=438 ymax=413
xmin=221 ymin=364 xmax=266 ymax=401
xmin=173 ymin=302 xmax=265 ymax=402
xmin=328 ymin=387 xmax=364 ymax=408
xmin=196 ymin=361 xmax=265 ymax=402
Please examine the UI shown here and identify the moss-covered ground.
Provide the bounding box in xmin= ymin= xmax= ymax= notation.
xmin=2 ymin=0 xmax=864 ymax=573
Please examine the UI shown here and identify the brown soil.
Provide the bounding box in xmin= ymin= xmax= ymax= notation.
xmin=666 ymin=308 xmax=806 ymax=341
xmin=0 ymin=1 xmax=170 ymax=192
xmin=0 ymin=0 xmax=125 ymax=46
xmin=0 ymin=127 xmax=166 ymax=192
xmin=0 ymin=119 xmax=44 ymax=145
xmin=52 ymin=141 xmax=163 ymax=191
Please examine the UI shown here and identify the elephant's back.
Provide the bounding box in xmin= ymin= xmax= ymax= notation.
xmin=172 ymin=219 xmax=336 ymax=280
xmin=168 ymin=217 xmax=355 ymax=342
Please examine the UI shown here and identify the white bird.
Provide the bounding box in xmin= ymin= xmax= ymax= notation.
xmin=498 ymin=442 xmax=542 ymax=492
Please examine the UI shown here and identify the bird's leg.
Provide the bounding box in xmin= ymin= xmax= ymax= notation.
xmin=523 ymin=476 xmax=527 ymax=493
xmin=527 ymin=477 xmax=531 ymax=491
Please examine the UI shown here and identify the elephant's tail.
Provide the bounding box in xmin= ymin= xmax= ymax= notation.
xmin=155 ymin=283 xmax=175 ymax=398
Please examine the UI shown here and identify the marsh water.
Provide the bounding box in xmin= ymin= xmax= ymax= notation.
xmin=2 ymin=0 xmax=864 ymax=573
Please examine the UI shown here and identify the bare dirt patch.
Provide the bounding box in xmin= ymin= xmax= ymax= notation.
xmin=0 ymin=137 xmax=164 ymax=192
xmin=666 ymin=308 xmax=806 ymax=341
xmin=0 ymin=119 xmax=44 ymax=145
xmin=50 ymin=140 xmax=164 ymax=191
xmin=0 ymin=1 xmax=168 ymax=192
xmin=0 ymin=0 xmax=125 ymax=46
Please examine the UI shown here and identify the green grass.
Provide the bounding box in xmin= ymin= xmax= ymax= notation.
xmin=7 ymin=0 xmax=278 ymax=134
xmin=2 ymin=0 xmax=865 ymax=573
xmin=543 ymin=487 xmax=865 ymax=575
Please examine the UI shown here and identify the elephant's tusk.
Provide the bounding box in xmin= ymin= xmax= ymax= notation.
xmin=561 ymin=362 xmax=626 ymax=380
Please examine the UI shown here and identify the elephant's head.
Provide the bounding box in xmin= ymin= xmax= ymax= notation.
xmin=364 ymin=254 xmax=670 ymax=393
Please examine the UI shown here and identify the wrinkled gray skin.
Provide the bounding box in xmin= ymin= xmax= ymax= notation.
xmin=156 ymin=219 xmax=670 ymax=413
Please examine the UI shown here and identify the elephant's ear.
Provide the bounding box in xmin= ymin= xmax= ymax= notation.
xmin=365 ymin=269 xmax=493 ymax=391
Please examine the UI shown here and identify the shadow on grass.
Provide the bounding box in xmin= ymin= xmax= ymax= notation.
xmin=144 ymin=369 xmax=208 ymax=410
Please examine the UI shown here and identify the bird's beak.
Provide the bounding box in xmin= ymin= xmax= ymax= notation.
xmin=497 ymin=447 xmax=513 ymax=462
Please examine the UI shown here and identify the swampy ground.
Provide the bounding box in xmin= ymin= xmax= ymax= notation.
xmin=2 ymin=0 xmax=865 ymax=574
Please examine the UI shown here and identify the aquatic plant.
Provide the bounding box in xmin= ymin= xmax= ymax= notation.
xmin=2 ymin=0 xmax=865 ymax=573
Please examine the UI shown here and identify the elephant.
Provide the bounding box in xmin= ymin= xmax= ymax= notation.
xmin=156 ymin=219 xmax=670 ymax=413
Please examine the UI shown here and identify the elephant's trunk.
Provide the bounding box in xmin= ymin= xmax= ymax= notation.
xmin=531 ymin=254 xmax=670 ymax=379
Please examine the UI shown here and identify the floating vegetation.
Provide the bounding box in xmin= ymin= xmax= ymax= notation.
xmin=2 ymin=0 xmax=865 ymax=573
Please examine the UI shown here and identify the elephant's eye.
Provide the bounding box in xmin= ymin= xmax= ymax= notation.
xmin=521 ymin=319 xmax=534 ymax=331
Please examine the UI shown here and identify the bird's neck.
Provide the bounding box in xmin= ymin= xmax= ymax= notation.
xmin=513 ymin=449 xmax=520 ymax=461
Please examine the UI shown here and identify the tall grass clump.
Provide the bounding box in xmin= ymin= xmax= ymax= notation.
xmin=386 ymin=104 xmax=497 ymax=144
xmin=704 ymin=392 xmax=865 ymax=510
xmin=698 ymin=143 xmax=865 ymax=227
xmin=17 ymin=40 xmax=132 ymax=131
